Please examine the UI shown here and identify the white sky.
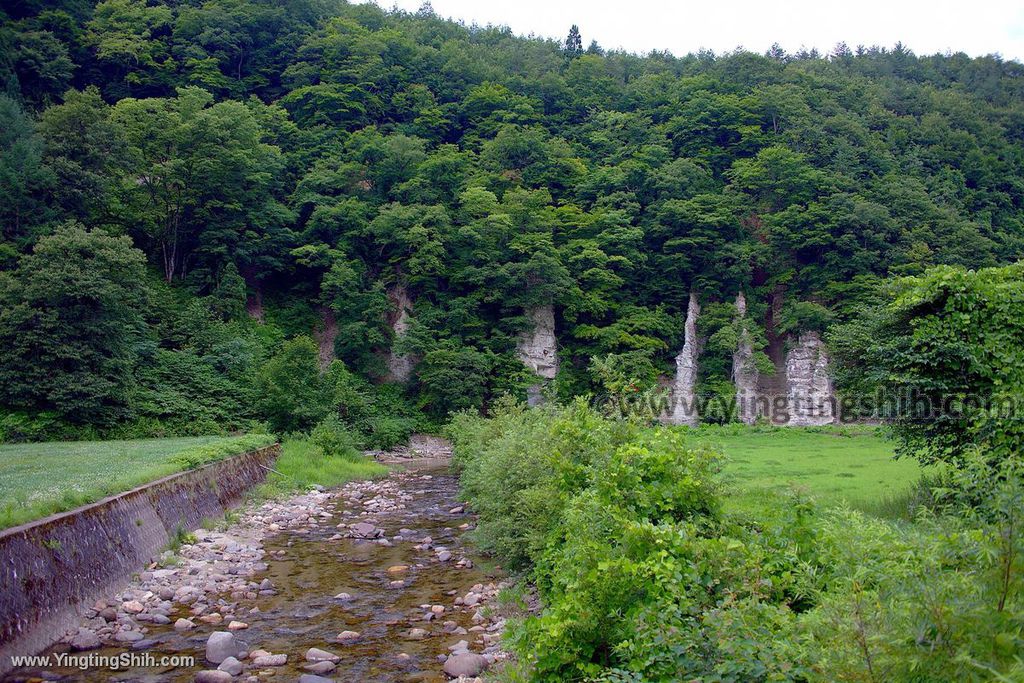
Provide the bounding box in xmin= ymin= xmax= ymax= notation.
xmin=363 ymin=0 xmax=1024 ymax=62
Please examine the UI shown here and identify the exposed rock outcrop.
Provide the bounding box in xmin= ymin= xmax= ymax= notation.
xmin=241 ymin=266 xmax=264 ymax=323
xmin=517 ymin=305 xmax=558 ymax=380
xmin=784 ymin=331 xmax=836 ymax=426
xmin=384 ymin=284 xmax=417 ymax=383
xmin=312 ymin=306 xmax=337 ymax=370
xmin=732 ymin=292 xmax=760 ymax=425
xmin=667 ymin=292 xmax=702 ymax=426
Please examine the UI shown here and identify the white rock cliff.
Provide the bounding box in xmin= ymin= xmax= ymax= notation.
xmin=784 ymin=331 xmax=836 ymax=426
xmin=668 ymin=292 xmax=702 ymax=426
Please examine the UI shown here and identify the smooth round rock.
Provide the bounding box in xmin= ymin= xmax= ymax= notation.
xmin=443 ymin=652 xmax=489 ymax=678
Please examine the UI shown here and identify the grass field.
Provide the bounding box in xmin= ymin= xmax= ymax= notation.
xmin=683 ymin=425 xmax=924 ymax=513
xmin=0 ymin=435 xmax=273 ymax=529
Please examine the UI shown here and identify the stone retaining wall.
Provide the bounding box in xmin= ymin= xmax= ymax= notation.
xmin=0 ymin=444 xmax=280 ymax=670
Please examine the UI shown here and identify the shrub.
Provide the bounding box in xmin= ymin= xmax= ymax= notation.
xmin=309 ymin=414 xmax=360 ymax=460
xmin=254 ymin=336 xmax=331 ymax=433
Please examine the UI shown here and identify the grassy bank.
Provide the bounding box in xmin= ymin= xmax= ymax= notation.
xmin=0 ymin=434 xmax=274 ymax=529
xmin=255 ymin=438 xmax=388 ymax=497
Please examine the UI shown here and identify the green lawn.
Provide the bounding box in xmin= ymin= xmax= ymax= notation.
xmin=683 ymin=425 xmax=923 ymax=513
xmin=0 ymin=435 xmax=273 ymax=529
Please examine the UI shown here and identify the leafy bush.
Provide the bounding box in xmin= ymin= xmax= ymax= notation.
xmin=255 ymin=336 xmax=332 ymax=433
xmin=309 ymin=414 xmax=361 ymax=460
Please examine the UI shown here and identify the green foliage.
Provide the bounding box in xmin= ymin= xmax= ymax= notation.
xmin=5 ymin=2 xmax=1024 ymax=441
xmin=777 ymin=300 xmax=835 ymax=336
xmin=309 ymin=414 xmax=360 ymax=460
xmin=0 ymin=224 xmax=147 ymax=424
xmin=831 ymin=262 xmax=1024 ymax=466
xmin=254 ymin=336 xmax=331 ymax=433
xmin=453 ymin=406 xmax=1024 ymax=681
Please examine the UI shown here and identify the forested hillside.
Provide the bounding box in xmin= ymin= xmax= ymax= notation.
xmin=3 ymin=0 xmax=1024 ymax=439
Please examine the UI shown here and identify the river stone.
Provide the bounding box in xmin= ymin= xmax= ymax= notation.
xmin=115 ymin=630 xmax=143 ymax=642
xmin=299 ymin=675 xmax=336 ymax=683
xmin=252 ymin=654 xmax=287 ymax=666
xmin=437 ymin=551 xmax=452 ymax=562
xmin=217 ymin=656 xmax=243 ymax=676
xmin=303 ymin=661 xmax=337 ymax=674
xmin=336 ymin=630 xmax=360 ymax=642
xmin=406 ymin=628 xmax=427 ymax=640
xmin=174 ymin=618 xmax=196 ymax=631
xmin=443 ymin=652 xmax=489 ymax=678
xmin=195 ymin=671 xmax=232 ymax=683
xmin=305 ymin=647 xmax=341 ymax=663
xmin=70 ymin=630 xmax=100 ymax=651
xmin=349 ymin=522 xmax=380 ymax=538
xmin=301 ymin=659 xmax=337 ymax=675
xmin=206 ymin=631 xmax=239 ymax=664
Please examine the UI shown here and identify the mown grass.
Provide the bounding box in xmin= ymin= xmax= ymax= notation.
xmin=681 ymin=424 xmax=925 ymax=514
xmin=0 ymin=434 xmax=273 ymax=529
xmin=254 ymin=438 xmax=388 ymax=497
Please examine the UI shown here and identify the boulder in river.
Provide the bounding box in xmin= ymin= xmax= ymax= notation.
xmin=443 ymin=652 xmax=489 ymax=678
xmin=205 ymin=631 xmax=239 ymax=664
xmin=70 ymin=630 xmax=100 ymax=651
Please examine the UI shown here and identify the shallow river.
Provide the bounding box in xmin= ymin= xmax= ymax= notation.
xmin=5 ymin=464 xmax=502 ymax=682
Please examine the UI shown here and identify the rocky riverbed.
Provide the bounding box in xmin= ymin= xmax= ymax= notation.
xmin=4 ymin=455 xmax=510 ymax=683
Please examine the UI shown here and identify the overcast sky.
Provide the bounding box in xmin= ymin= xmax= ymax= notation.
xmin=363 ymin=0 xmax=1024 ymax=62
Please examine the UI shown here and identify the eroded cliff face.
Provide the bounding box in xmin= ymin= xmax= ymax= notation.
xmin=384 ymin=285 xmax=417 ymax=383
xmin=785 ymin=331 xmax=836 ymax=426
xmin=517 ymin=305 xmax=559 ymax=389
xmin=667 ymin=292 xmax=702 ymax=426
xmin=312 ymin=306 xmax=337 ymax=370
xmin=732 ymin=291 xmax=760 ymax=425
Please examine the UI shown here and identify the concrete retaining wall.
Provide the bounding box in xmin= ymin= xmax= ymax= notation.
xmin=0 ymin=443 xmax=279 ymax=669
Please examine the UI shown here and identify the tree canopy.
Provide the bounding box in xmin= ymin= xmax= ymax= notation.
xmin=2 ymin=1 xmax=1024 ymax=434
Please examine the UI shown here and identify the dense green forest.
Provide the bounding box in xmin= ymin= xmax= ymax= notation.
xmin=3 ymin=0 xmax=1024 ymax=440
